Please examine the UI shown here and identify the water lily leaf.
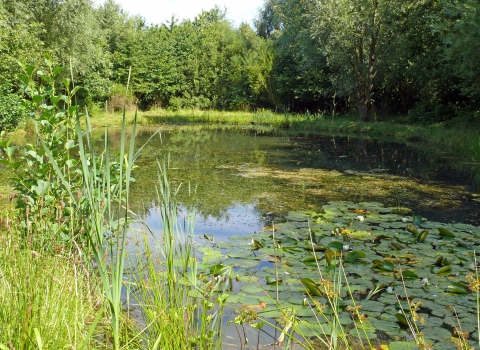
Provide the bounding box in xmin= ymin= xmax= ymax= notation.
xmin=387 ymin=341 xmax=420 ymax=350
xmin=401 ymin=270 xmax=418 ymax=280
xmin=238 ymin=296 xmax=262 ymax=306
xmin=446 ymin=282 xmax=469 ymax=294
xmin=236 ymin=275 xmax=259 ymax=284
xmin=417 ymin=230 xmax=429 ymax=243
xmin=455 ymin=239 xmax=470 ymax=248
xmin=435 ymin=265 xmax=451 ymax=275
xmin=197 ymin=246 xmax=223 ymax=256
xmin=285 ymin=212 xmax=311 ymax=222
xmin=327 ymin=241 xmax=344 ymax=252
xmin=295 ymin=321 xmax=332 ymax=337
xmin=421 ymin=327 xmax=451 ymax=341
xmin=306 ymin=243 xmax=327 ymax=252
xmin=389 ymin=241 xmax=404 ymax=250
xmin=438 ymin=227 xmax=455 ymax=237
xmin=380 ymin=221 xmax=408 ymax=229
xmin=302 ymin=254 xmax=322 ymax=264
xmin=413 ymin=215 xmax=424 ymax=227
xmin=281 ymin=237 xmax=298 ymax=246
xmin=344 ymin=230 xmax=376 ymax=241
xmin=370 ymin=319 xmax=400 ymax=332
xmin=265 ymin=275 xmax=282 ymax=284
xmin=286 ymin=294 xmax=307 ymax=305
xmin=301 ymin=278 xmax=323 ymax=297
xmin=345 ymin=251 xmax=360 ymax=263
xmin=394 ymin=312 xmax=410 ymax=326
xmin=406 ymin=224 xmax=420 ymax=235
xmin=226 ymin=250 xmax=252 ymax=258
xmin=372 ymin=260 xmax=395 ymax=272
xmin=349 ymin=328 xmax=376 ymax=340
xmin=258 ymin=247 xmax=285 ymax=257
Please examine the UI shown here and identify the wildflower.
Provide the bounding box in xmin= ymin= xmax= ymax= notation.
xmin=466 ymin=273 xmax=480 ymax=292
xmin=356 ymin=215 xmax=365 ymax=222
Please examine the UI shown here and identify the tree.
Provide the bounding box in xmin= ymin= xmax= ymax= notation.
xmin=310 ymin=0 xmax=386 ymax=121
xmin=442 ymin=0 xmax=480 ymax=107
xmin=0 ymin=0 xmax=45 ymax=85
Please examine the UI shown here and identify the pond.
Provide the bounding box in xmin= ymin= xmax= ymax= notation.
xmin=128 ymin=126 xmax=480 ymax=231
xmin=120 ymin=126 xmax=480 ymax=349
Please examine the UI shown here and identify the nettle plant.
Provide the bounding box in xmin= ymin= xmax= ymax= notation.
xmin=0 ymin=59 xmax=122 ymax=250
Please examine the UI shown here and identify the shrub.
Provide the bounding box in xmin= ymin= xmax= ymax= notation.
xmin=0 ymin=85 xmax=27 ymax=131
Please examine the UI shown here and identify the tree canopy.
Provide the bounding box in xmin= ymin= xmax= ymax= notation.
xmin=0 ymin=0 xmax=479 ymax=128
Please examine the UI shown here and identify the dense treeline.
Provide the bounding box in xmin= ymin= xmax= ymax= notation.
xmin=0 ymin=0 xmax=479 ymax=129
xmin=257 ymin=0 xmax=480 ymax=121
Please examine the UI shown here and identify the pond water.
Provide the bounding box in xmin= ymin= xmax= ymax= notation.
xmin=127 ymin=126 xmax=480 ymax=234
xmin=118 ymin=126 xmax=480 ymax=349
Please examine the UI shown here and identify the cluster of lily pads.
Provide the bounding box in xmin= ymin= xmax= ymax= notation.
xmin=194 ymin=201 xmax=479 ymax=349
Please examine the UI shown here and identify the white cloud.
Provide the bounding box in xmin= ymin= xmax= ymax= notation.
xmin=93 ymin=0 xmax=263 ymax=26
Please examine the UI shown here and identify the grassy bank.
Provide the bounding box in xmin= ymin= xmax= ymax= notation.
xmin=0 ymin=227 xmax=100 ymax=349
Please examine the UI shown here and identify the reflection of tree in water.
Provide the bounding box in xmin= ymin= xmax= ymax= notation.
xmin=110 ymin=127 xmax=478 ymax=225
xmin=129 ymin=128 xmax=279 ymax=220
xmin=294 ymin=135 xmax=459 ymax=182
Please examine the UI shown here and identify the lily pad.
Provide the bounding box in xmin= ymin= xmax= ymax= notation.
xmin=387 ymin=341 xmax=420 ymax=350
xmin=421 ymin=327 xmax=451 ymax=341
xmin=226 ymin=250 xmax=253 ymax=258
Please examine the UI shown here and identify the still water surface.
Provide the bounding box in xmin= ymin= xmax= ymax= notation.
xmin=126 ymin=126 xmax=479 ymax=241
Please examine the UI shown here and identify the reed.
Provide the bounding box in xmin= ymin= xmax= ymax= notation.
xmin=130 ymin=161 xmax=229 ymax=350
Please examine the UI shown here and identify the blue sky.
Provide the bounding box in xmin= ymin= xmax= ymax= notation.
xmin=93 ymin=0 xmax=264 ymax=26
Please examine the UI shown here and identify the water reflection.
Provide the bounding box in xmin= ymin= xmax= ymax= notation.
xmin=113 ymin=127 xmax=480 ymax=228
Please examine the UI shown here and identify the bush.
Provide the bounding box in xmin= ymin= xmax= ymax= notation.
xmin=0 ymin=90 xmax=27 ymax=132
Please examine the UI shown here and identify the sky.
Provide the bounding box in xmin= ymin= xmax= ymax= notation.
xmin=92 ymin=0 xmax=264 ymax=26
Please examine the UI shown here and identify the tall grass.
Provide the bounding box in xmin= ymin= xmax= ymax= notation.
xmin=0 ymin=230 xmax=98 ymax=349
xmin=130 ymin=162 xmax=230 ymax=349
xmin=33 ymin=66 xmax=143 ymax=348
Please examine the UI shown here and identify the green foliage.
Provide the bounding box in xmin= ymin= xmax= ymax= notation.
xmin=0 ymin=85 xmax=27 ymax=131
xmin=0 ymin=231 xmax=98 ymax=349
xmin=0 ymin=62 xmax=148 ymax=348
xmin=1 ymin=0 xmax=480 ymax=125
xmin=0 ymin=61 xmax=84 ymax=249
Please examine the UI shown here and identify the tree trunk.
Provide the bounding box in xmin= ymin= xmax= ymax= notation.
xmin=357 ymin=100 xmax=369 ymax=122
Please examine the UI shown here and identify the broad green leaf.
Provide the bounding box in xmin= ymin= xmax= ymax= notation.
xmin=437 ymin=227 xmax=455 ymax=237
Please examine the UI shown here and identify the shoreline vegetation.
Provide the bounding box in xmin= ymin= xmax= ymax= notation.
xmin=78 ymin=108 xmax=480 ymax=165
